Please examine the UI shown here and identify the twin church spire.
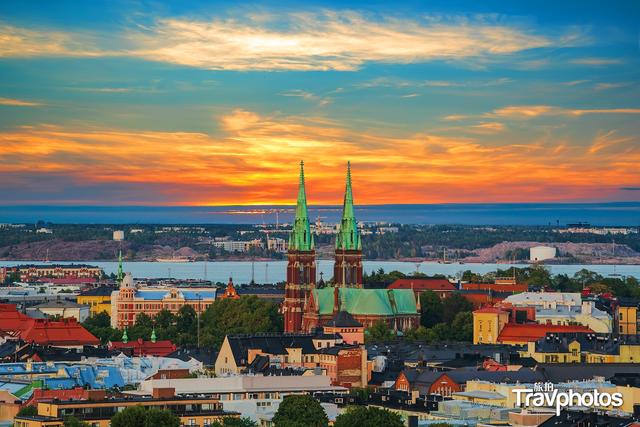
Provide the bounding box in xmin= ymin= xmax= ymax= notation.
xmin=288 ymin=161 xmax=360 ymax=252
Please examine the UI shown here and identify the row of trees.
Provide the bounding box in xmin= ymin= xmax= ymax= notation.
xmin=83 ymin=295 xmax=283 ymax=348
xmin=272 ymin=394 xmax=404 ymax=427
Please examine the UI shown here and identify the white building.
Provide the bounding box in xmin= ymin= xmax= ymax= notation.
xmin=530 ymin=246 xmax=556 ymax=262
xmin=36 ymin=227 xmax=53 ymax=234
xmin=27 ymin=300 xmax=91 ymax=322
xmin=113 ymin=230 xmax=125 ymax=241
xmin=213 ymin=239 xmax=263 ymax=252
xmin=502 ymin=292 xmax=612 ymax=333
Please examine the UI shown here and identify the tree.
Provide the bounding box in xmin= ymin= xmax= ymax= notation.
xmin=111 ymin=405 xmax=147 ymax=427
xmin=200 ymin=296 xmax=282 ymax=348
xmin=17 ymin=405 xmax=38 ymax=417
xmin=272 ymin=395 xmax=328 ymax=427
xmin=110 ymin=406 xmax=179 ymax=427
xmin=64 ymin=417 xmax=90 ymax=427
xmin=366 ymin=320 xmax=394 ymax=343
xmin=419 ymin=290 xmax=443 ymax=327
xmin=441 ymin=293 xmax=472 ymax=324
xmin=450 ymin=311 xmax=473 ymax=342
xmin=334 ymin=406 xmax=403 ymax=427
xmin=212 ymin=417 xmax=258 ymax=427
xmin=144 ymin=408 xmax=180 ymax=427
xmin=82 ymin=312 xmax=121 ymax=344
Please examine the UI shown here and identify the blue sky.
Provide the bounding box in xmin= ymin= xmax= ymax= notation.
xmin=0 ymin=0 xmax=638 ymax=205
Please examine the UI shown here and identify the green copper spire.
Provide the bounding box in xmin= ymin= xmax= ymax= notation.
xmin=288 ymin=161 xmax=314 ymax=251
xmin=122 ymin=328 xmax=128 ymax=344
xmin=150 ymin=328 xmax=157 ymax=343
xmin=116 ymin=250 xmax=124 ymax=284
xmin=336 ymin=161 xmax=360 ymax=250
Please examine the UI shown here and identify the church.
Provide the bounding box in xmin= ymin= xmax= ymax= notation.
xmin=282 ymin=161 xmax=419 ymax=334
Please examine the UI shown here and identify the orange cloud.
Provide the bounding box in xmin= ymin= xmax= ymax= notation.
xmin=0 ymin=97 xmax=43 ymax=106
xmin=0 ymin=111 xmax=638 ymax=205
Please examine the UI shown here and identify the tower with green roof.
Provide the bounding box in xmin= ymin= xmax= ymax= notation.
xmin=116 ymin=249 xmax=124 ymax=284
xmin=284 ymin=161 xmax=317 ymax=333
xmin=334 ymin=161 xmax=363 ymax=288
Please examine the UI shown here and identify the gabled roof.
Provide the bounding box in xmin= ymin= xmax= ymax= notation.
xmin=109 ymin=339 xmax=176 ymax=357
xmin=388 ymin=278 xmax=456 ymax=292
xmin=32 ymin=300 xmax=86 ymax=309
xmin=311 ymin=288 xmax=417 ymax=316
xmin=20 ymin=319 xmax=100 ymax=346
xmin=226 ymin=334 xmax=318 ymax=365
xmin=0 ymin=304 xmax=34 ymax=332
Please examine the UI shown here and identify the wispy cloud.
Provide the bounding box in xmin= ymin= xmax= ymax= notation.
xmin=571 ymin=57 xmax=623 ymax=66
xmin=0 ymin=12 xmax=577 ymax=71
xmin=280 ymin=90 xmax=331 ymax=106
xmin=490 ymin=105 xmax=640 ymax=119
xmin=0 ymin=97 xmax=43 ymax=106
xmin=594 ymin=82 xmax=628 ymax=91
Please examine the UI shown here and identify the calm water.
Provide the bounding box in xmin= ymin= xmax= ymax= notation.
xmin=2 ymin=261 xmax=639 ymax=283
xmin=2 ymin=202 xmax=639 ymax=225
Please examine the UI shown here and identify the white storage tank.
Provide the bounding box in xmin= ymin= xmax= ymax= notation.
xmin=530 ymin=245 xmax=556 ymax=262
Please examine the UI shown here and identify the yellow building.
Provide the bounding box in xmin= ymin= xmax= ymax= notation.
xmin=13 ymin=389 xmax=238 ymax=427
xmin=472 ymin=307 xmax=510 ymax=344
xmin=616 ymin=299 xmax=639 ymax=335
xmin=77 ymin=286 xmax=114 ymax=316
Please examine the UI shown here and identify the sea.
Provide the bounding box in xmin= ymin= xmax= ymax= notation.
xmin=1 ymin=260 xmax=638 ymax=282
xmin=1 ymin=202 xmax=639 ymax=225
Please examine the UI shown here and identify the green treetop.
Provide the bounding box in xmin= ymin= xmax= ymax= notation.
xmin=288 ymin=161 xmax=314 ymax=251
xmin=335 ymin=161 xmax=360 ymax=251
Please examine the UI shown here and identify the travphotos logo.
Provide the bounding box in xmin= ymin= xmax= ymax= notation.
xmin=513 ymin=382 xmax=623 ymax=415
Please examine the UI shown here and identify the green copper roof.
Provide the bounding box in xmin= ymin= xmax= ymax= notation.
xmin=151 ymin=328 xmax=157 ymax=343
xmin=312 ymin=288 xmax=417 ymax=316
xmin=335 ymin=161 xmax=360 ymax=250
xmin=116 ymin=249 xmax=124 ymax=284
xmin=288 ymin=161 xmax=314 ymax=251
xmin=122 ymin=328 xmax=128 ymax=344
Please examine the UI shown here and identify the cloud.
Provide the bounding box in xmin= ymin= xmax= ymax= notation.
xmin=620 ymin=187 xmax=640 ymax=191
xmin=280 ymin=89 xmax=331 ymax=106
xmin=1 ymin=12 xmax=572 ymax=71
xmin=594 ymin=82 xmax=628 ymax=90
xmin=0 ymin=23 xmax=106 ymax=58
xmin=488 ymin=105 xmax=640 ymax=119
xmin=0 ymin=110 xmax=638 ymax=204
xmin=0 ymin=97 xmax=43 ymax=106
xmin=571 ymin=57 xmax=623 ymax=66
xmin=562 ymin=80 xmax=590 ymax=86
xmin=400 ymin=93 xmax=420 ymax=98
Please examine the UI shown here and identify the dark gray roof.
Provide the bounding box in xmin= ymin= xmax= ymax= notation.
xmin=537 ymin=363 xmax=640 ymax=382
xmin=226 ymin=334 xmax=319 ymax=366
xmin=325 ymin=311 xmax=362 ymax=328
xmin=80 ymin=285 xmax=116 ymax=297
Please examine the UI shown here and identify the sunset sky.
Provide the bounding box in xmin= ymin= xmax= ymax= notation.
xmin=0 ymin=0 xmax=639 ymax=206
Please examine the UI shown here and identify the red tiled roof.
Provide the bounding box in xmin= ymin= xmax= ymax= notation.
xmin=20 ymin=318 xmax=100 ymax=346
xmin=109 ymin=338 xmax=177 ymax=357
xmin=497 ymin=323 xmax=593 ymax=343
xmin=25 ymin=387 xmax=89 ymax=407
xmin=0 ymin=304 xmax=35 ymax=332
xmin=36 ymin=277 xmax=97 ymax=284
xmin=388 ymin=278 xmax=456 ymax=291
xmin=462 ymin=283 xmax=528 ymax=292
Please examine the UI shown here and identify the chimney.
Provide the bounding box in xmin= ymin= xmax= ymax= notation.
xmin=152 ymin=387 xmax=176 ymax=399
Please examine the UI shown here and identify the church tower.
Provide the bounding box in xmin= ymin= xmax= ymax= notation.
xmin=334 ymin=161 xmax=363 ymax=288
xmin=283 ymin=161 xmax=316 ymax=333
